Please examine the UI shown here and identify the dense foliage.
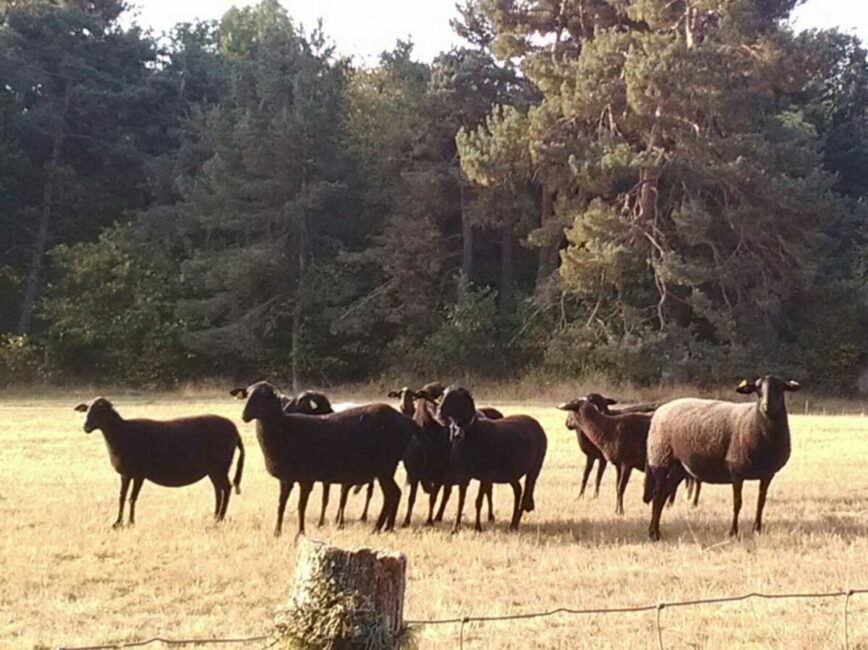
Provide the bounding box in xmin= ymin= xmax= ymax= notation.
xmin=1 ymin=0 xmax=867 ymax=390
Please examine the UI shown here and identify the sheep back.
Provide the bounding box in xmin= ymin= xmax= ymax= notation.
xmin=103 ymin=416 xmax=240 ymax=487
xmin=257 ymin=404 xmax=417 ymax=485
xmin=647 ymin=398 xmax=788 ymax=483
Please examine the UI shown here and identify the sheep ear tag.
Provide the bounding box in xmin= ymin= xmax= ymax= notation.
xmin=738 ymin=379 xmax=750 ymax=389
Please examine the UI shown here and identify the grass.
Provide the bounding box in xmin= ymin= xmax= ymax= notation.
xmin=1 ymin=391 xmax=867 ymax=649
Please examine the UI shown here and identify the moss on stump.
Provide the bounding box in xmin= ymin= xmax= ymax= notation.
xmin=274 ymin=538 xmax=408 ymax=650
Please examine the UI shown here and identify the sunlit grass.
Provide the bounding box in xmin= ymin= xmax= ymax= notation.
xmin=1 ymin=394 xmax=867 ymax=649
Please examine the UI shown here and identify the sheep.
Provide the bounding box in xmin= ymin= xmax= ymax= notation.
xmin=437 ymin=386 xmax=546 ymax=533
xmin=644 ymin=375 xmax=800 ymax=540
xmin=388 ymin=385 xmax=500 ymax=526
xmin=557 ymin=396 xmax=652 ymax=515
xmin=74 ymin=397 xmax=244 ymax=528
xmin=234 ymin=381 xmax=417 ymax=537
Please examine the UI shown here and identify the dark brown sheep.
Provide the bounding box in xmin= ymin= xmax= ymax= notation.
xmin=236 ymin=381 xmax=417 ymax=537
xmin=644 ymin=375 xmax=800 ymax=540
xmin=558 ymin=396 xmax=651 ymax=515
xmin=75 ymin=397 xmax=244 ymax=528
xmin=438 ymin=386 xmax=546 ymax=533
xmin=389 ymin=385 xmax=500 ymax=526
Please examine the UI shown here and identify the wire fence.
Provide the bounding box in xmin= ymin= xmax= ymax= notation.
xmin=57 ymin=587 xmax=867 ymax=650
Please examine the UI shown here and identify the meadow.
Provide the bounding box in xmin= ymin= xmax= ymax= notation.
xmin=1 ymin=391 xmax=867 ymax=649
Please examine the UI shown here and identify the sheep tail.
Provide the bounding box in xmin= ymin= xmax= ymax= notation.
xmin=521 ymin=433 xmax=547 ymax=512
xmin=233 ymin=435 xmax=245 ymax=495
xmin=642 ymin=459 xmax=654 ymax=504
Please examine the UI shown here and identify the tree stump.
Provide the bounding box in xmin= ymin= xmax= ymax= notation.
xmin=273 ymin=538 xmax=407 ymax=650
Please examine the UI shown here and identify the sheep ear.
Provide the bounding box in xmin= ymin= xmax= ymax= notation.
xmin=387 ymin=391 xmax=400 ymax=398
xmin=74 ymin=403 xmax=88 ymax=413
xmin=784 ymin=380 xmax=801 ymax=392
xmin=605 ymin=398 xmax=618 ymax=405
xmin=557 ymin=400 xmax=580 ymax=411
xmin=229 ymin=388 xmax=248 ymax=399
xmin=735 ymin=379 xmax=756 ymax=395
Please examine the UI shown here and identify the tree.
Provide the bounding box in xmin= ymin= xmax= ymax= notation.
xmin=463 ymin=0 xmax=840 ymax=380
xmin=166 ymin=1 xmax=355 ymax=389
xmin=0 ymin=0 xmax=156 ymax=333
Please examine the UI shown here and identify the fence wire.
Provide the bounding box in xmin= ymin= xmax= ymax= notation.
xmin=58 ymin=588 xmax=866 ymax=650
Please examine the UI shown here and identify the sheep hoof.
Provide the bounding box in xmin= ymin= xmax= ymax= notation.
xmin=474 ymin=524 xmax=483 ymax=532
xmin=273 ymin=529 xmax=282 ymax=538
xmin=111 ymin=521 xmax=123 ymax=530
xmin=450 ymin=526 xmax=460 ymax=536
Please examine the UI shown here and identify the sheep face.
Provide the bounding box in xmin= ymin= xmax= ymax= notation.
xmin=238 ymin=381 xmax=283 ymax=423
xmin=437 ymin=386 xmax=477 ymax=442
xmin=735 ymin=375 xmax=801 ymax=418
xmin=557 ymin=394 xmax=616 ymax=430
xmin=73 ymin=397 xmax=114 ymax=434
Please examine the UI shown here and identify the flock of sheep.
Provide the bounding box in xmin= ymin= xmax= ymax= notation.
xmin=73 ymin=374 xmax=800 ymax=541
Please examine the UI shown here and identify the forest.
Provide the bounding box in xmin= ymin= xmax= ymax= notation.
xmin=1 ymin=0 xmax=867 ymax=391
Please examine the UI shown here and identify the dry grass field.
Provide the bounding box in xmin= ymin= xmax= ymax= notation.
xmin=1 ymin=391 xmax=868 ymax=649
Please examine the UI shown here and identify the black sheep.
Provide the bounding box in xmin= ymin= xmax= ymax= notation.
xmin=437 ymin=386 xmax=546 ymax=533
xmin=236 ymin=381 xmax=417 ymax=537
xmin=75 ymin=397 xmax=244 ymax=528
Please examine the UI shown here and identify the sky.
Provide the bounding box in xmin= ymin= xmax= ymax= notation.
xmin=124 ymin=0 xmax=868 ymax=63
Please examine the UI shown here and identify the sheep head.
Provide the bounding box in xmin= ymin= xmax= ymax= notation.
xmin=238 ymin=381 xmax=283 ymax=423
xmin=438 ymin=386 xmax=477 ymax=441
xmin=736 ymin=375 xmax=801 ymax=418
xmin=73 ymin=397 xmax=115 ymax=434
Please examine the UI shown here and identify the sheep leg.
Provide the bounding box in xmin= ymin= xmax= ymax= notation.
xmin=578 ymin=455 xmax=594 ymax=498
xmin=209 ymin=472 xmax=231 ymax=521
xmin=486 ymin=484 xmax=495 ymax=523
xmin=451 ymin=482 xmax=468 ymax=534
xmin=593 ymin=458 xmax=607 ymax=498
xmin=335 ymin=484 xmax=350 ymax=528
xmin=509 ymin=480 xmax=523 ymax=530
xmin=729 ymin=480 xmax=743 ymax=537
xmin=648 ymin=465 xmax=685 ymax=541
xmin=275 ymin=480 xmax=293 ymax=538
xmin=425 ymin=484 xmax=440 ymax=526
xmin=209 ymin=475 xmax=222 ymax=518
xmin=128 ymin=477 xmax=144 ymax=526
xmin=113 ymin=476 xmax=131 ymax=529
xmin=360 ymin=481 xmax=374 ymax=522
xmin=613 ymin=464 xmax=623 ymax=514
xmin=296 ymin=481 xmax=313 ymax=539
xmin=474 ymin=482 xmax=490 ymax=532
xmin=374 ymin=475 xmax=400 ymax=533
xmin=318 ymin=482 xmax=330 ymax=528
xmin=402 ymin=480 xmax=418 ymax=528
xmin=692 ymin=481 xmax=702 ymax=508
xmin=753 ymin=476 xmax=772 ymax=533
xmin=435 ymin=484 xmax=452 ymax=522
xmin=616 ymin=466 xmax=632 ymax=516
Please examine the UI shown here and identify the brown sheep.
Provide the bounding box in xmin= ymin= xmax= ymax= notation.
xmin=644 ymin=375 xmax=800 ymax=540
xmin=558 ymin=396 xmax=651 ymax=515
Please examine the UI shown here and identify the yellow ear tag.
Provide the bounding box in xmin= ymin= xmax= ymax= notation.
xmin=738 ymin=379 xmax=749 ymax=389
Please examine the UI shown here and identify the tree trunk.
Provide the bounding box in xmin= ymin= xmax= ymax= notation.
xmin=535 ymin=187 xmax=560 ymax=289
xmin=500 ymin=217 xmax=515 ymax=315
xmin=18 ymin=79 xmax=70 ymax=334
xmin=291 ymin=225 xmax=305 ymax=394
xmin=460 ymin=180 xmax=473 ymax=278
xmin=275 ymin=538 xmax=407 ymax=649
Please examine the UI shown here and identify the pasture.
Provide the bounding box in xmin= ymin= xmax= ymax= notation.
xmin=1 ymin=393 xmax=867 ymax=649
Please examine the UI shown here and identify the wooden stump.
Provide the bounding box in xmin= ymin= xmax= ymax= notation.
xmin=274 ymin=538 xmax=407 ymax=650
